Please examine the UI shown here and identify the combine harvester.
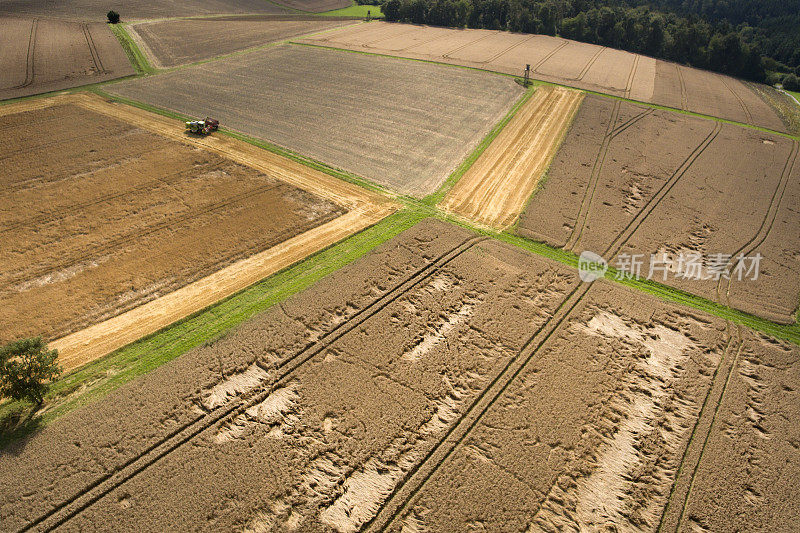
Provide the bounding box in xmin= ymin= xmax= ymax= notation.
xmin=185 ymin=117 xmax=219 ymax=135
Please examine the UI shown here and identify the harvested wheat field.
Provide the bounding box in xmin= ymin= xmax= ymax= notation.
xmin=298 ymin=22 xmax=788 ymax=132
xmin=442 ymin=85 xmax=583 ymax=229
xmin=127 ymin=16 xmax=358 ymax=68
xmin=518 ymin=95 xmax=800 ymax=322
xmin=0 ymin=16 xmax=134 ymax=100
xmin=0 ymin=93 xmax=393 ymax=370
xmin=109 ymin=44 xmax=523 ymax=196
xmin=3 ymin=220 xmax=793 ymax=532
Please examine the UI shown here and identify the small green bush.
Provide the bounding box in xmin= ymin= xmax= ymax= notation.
xmin=783 ymin=73 xmax=800 ymax=91
xmin=107 ymin=10 xmax=120 ymax=23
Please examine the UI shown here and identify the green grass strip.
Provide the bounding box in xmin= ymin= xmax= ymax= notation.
xmin=109 ymin=23 xmax=155 ymax=75
xmin=0 ymin=209 xmax=425 ymax=446
xmin=422 ymin=83 xmax=537 ymax=206
xmin=318 ymin=2 xmax=383 ymax=18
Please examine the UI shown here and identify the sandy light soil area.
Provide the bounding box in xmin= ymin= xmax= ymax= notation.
xmin=127 ymin=16 xmax=358 ymax=68
xmin=442 ymin=85 xmax=583 ymax=229
xmin=297 ymin=22 xmax=789 ymax=132
xmin=517 ymin=95 xmax=800 ymax=323
xmin=107 ymin=43 xmax=524 ymax=196
xmin=0 ymin=16 xmax=134 ymax=100
xmin=0 ymin=93 xmax=394 ymax=370
xmin=2 ymin=220 xmax=793 ymax=532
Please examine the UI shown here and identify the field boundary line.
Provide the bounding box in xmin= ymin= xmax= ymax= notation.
xmin=20 ymin=235 xmax=486 ymax=532
xmin=422 ymin=84 xmax=535 ymax=205
xmin=365 ymin=281 xmax=593 ymax=531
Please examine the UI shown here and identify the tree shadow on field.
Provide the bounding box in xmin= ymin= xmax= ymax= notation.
xmin=0 ymin=404 xmax=44 ymax=455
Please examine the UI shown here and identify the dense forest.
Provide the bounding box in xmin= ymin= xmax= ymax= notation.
xmin=380 ymin=0 xmax=800 ymax=87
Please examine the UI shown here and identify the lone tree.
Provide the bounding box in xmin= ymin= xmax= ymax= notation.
xmin=107 ymin=10 xmax=120 ymax=23
xmin=0 ymin=338 xmax=61 ymax=406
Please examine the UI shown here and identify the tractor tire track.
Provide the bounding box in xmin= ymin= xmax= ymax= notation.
xmin=717 ymin=139 xmax=799 ymax=306
xmin=624 ymin=54 xmax=640 ymax=98
xmin=0 ymin=163 xmax=207 ymax=235
xmin=656 ymin=324 xmax=743 ymax=532
xmin=720 ymin=76 xmax=753 ymax=126
xmin=602 ymin=121 xmax=722 ymax=259
xmin=574 ymin=46 xmax=606 ymax=81
xmin=532 ymin=39 xmax=569 ymax=73
xmin=676 ymin=64 xmax=688 ymax=111
xmin=484 ymin=34 xmax=536 ymax=64
xmin=564 ymin=101 xmax=655 ymax=251
xmin=12 ymin=18 xmax=37 ymax=89
xmin=1 ymin=177 xmax=279 ymax=288
xmin=17 ymin=236 xmax=486 ymax=533
xmin=82 ymin=23 xmax=106 ymax=74
xmin=442 ymin=31 xmax=497 ymax=59
xmin=364 ymin=281 xmax=593 ymax=532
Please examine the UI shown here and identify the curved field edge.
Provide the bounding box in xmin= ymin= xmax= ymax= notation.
xmin=0 ymin=209 xmax=425 ymax=448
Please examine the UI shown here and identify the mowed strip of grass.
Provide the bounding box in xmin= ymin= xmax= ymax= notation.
xmin=318 ymin=2 xmax=383 ymax=17
xmin=109 ymin=23 xmax=155 ymax=75
xmin=0 ymin=210 xmax=424 ymax=446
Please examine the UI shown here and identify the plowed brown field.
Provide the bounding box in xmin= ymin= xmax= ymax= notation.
xmin=127 ymin=16 xmax=357 ymax=68
xmin=442 ymin=85 xmax=583 ymax=229
xmin=517 ymin=95 xmax=800 ymax=323
xmin=0 ymin=93 xmax=394 ymax=370
xmin=2 ymin=220 xmax=793 ymax=533
xmin=0 ymin=16 xmax=134 ymax=100
xmin=297 ymin=22 xmax=788 ymax=132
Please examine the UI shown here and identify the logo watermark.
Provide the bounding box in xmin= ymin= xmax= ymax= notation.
xmin=578 ymin=251 xmax=762 ymax=283
xmin=578 ymin=251 xmax=608 ymax=282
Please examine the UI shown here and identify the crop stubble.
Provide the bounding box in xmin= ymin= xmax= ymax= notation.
xmin=0 ymin=93 xmax=393 ymax=370
xmin=127 ymin=17 xmax=358 ymax=68
xmin=108 ymin=44 xmax=524 ymax=196
xmin=298 ymin=22 xmax=788 ymax=132
xmin=517 ymin=95 xmax=800 ymax=323
xmin=0 ymin=16 xmax=134 ymax=100
xmin=442 ymin=85 xmax=584 ymax=229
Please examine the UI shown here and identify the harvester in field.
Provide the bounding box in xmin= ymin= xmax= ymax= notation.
xmin=185 ymin=117 xmax=219 ymax=135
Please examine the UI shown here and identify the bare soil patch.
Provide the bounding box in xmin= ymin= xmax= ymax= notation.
xmin=0 ymin=93 xmax=392 ymax=369
xmin=128 ymin=16 xmax=357 ymax=68
xmin=518 ymin=95 xmax=800 ymax=322
xmin=298 ymin=22 xmax=789 ymax=131
xmin=108 ymin=43 xmax=523 ymax=196
xmin=442 ymin=85 xmax=583 ymax=229
xmin=0 ymin=16 xmax=134 ymax=100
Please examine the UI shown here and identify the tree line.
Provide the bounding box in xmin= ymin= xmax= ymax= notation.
xmin=381 ymin=0 xmax=800 ymax=87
